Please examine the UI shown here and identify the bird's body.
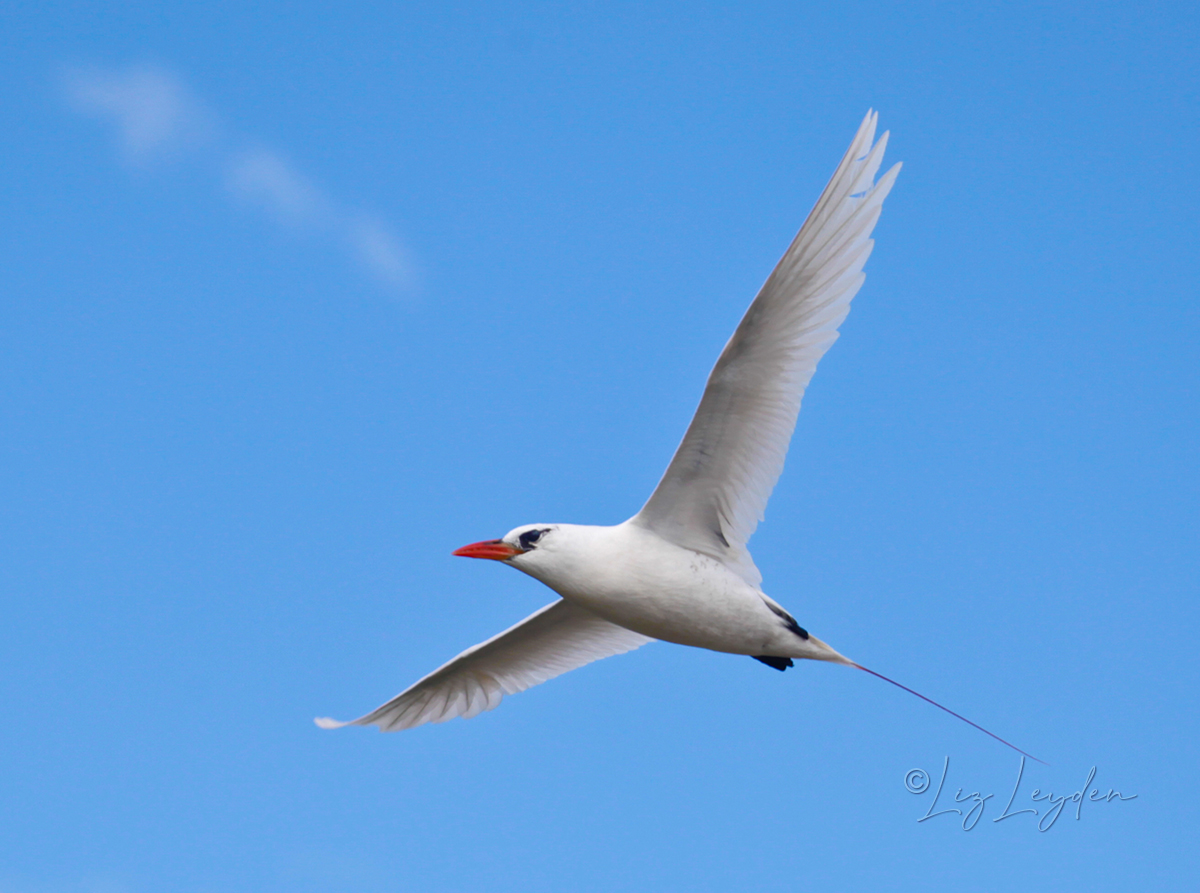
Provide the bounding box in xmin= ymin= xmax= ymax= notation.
xmin=317 ymin=110 xmax=964 ymax=741
xmin=508 ymin=521 xmax=846 ymax=663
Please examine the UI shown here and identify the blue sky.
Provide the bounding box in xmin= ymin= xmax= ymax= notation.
xmin=2 ymin=1 xmax=1197 ymax=890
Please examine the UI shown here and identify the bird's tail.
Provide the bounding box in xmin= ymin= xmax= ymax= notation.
xmin=849 ymin=661 xmax=1045 ymax=764
xmin=803 ymin=633 xmax=857 ymax=665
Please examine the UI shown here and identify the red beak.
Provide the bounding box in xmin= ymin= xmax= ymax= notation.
xmin=453 ymin=539 xmax=522 ymax=560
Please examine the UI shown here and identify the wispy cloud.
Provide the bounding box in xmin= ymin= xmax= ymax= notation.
xmin=64 ymin=64 xmax=212 ymax=163
xmin=227 ymin=148 xmax=327 ymax=228
xmin=63 ymin=64 xmax=416 ymax=296
xmin=346 ymin=215 xmax=416 ymax=291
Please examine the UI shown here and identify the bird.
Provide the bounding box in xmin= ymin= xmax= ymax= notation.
xmin=316 ymin=111 xmax=1038 ymax=762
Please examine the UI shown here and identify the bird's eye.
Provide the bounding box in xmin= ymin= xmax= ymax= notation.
xmin=519 ymin=529 xmax=547 ymax=551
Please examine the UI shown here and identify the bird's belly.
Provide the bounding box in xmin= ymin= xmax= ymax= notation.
xmin=543 ymin=552 xmax=792 ymax=656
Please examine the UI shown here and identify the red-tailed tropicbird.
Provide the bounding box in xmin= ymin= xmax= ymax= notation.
xmin=316 ymin=111 xmax=1038 ymax=761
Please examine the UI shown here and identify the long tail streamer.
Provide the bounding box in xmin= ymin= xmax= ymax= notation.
xmin=853 ymin=663 xmax=1046 ymax=765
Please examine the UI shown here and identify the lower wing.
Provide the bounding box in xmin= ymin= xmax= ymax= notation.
xmin=315 ymin=599 xmax=654 ymax=732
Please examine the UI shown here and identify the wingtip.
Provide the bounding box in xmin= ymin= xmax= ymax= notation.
xmin=314 ymin=716 xmax=346 ymax=730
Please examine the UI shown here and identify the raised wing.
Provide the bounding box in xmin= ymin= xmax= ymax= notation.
xmin=632 ymin=110 xmax=901 ymax=586
xmin=315 ymin=599 xmax=653 ymax=732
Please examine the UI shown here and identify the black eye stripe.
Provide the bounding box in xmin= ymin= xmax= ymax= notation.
xmin=518 ymin=529 xmax=549 ymax=550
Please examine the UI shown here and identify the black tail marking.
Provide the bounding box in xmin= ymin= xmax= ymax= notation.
xmin=753 ymin=655 xmax=794 ymax=671
xmin=761 ymin=598 xmax=809 ymax=640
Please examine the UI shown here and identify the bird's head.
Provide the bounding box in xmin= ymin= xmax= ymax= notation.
xmin=452 ymin=524 xmax=562 ymax=575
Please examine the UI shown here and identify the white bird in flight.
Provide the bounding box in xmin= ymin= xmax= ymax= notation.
xmin=317 ymin=111 xmax=1037 ymax=761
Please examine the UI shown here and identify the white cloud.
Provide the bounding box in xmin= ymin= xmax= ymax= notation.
xmin=64 ymin=65 xmax=211 ymax=163
xmin=224 ymin=151 xmax=417 ymax=291
xmin=227 ymin=148 xmax=327 ymax=228
xmin=348 ymin=215 xmax=416 ymax=291
xmin=63 ymin=63 xmax=415 ymax=295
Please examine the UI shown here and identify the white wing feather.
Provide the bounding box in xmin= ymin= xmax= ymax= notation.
xmin=315 ymin=600 xmax=653 ymax=732
xmin=632 ymin=110 xmax=901 ymax=586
